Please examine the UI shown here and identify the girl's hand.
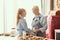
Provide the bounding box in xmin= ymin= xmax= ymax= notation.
xmin=19 ymin=15 xmax=23 ymax=18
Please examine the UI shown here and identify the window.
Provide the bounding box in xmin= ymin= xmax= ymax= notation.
xmin=0 ymin=0 xmax=50 ymax=33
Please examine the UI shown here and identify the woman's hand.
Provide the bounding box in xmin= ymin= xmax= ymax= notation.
xmin=31 ymin=29 xmax=40 ymax=33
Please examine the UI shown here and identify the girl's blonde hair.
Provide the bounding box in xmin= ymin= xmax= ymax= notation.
xmin=16 ymin=8 xmax=25 ymax=25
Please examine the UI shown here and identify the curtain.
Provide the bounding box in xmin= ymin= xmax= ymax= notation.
xmin=4 ymin=0 xmax=17 ymax=33
xmin=0 ymin=0 xmax=4 ymax=33
xmin=41 ymin=0 xmax=50 ymax=16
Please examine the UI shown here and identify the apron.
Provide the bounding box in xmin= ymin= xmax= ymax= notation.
xmin=33 ymin=17 xmax=45 ymax=37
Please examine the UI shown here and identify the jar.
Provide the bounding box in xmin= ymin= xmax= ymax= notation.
xmin=10 ymin=28 xmax=16 ymax=37
xmin=23 ymin=29 xmax=26 ymax=40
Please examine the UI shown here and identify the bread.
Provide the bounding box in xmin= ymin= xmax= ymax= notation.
xmin=18 ymin=34 xmax=44 ymax=40
xmin=4 ymin=33 xmax=10 ymax=36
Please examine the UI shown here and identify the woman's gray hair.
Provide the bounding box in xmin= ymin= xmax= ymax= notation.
xmin=32 ymin=6 xmax=39 ymax=10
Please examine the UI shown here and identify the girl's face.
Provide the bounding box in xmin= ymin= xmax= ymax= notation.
xmin=19 ymin=10 xmax=26 ymax=18
xmin=21 ymin=10 xmax=26 ymax=17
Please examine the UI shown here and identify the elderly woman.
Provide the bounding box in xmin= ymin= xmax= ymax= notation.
xmin=31 ymin=6 xmax=47 ymax=37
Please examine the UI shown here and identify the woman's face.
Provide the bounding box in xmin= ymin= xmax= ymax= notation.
xmin=32 ymin=8 xmax=39 ymax=15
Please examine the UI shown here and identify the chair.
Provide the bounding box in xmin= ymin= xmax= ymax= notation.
xmin=48 ymin=16 xmax=60 ymax=39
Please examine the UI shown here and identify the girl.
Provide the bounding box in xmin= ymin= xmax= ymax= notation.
xmin=16 ymin=8 xmax=30 ymax=37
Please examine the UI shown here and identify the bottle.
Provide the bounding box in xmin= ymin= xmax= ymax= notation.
xmin=22 ymin=29 xmax=26 ymax=40
xmin=10 ymin=28 xmax=16 ymax=37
